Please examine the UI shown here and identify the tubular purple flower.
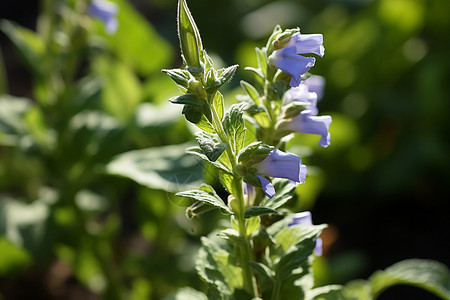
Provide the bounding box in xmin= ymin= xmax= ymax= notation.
xmin=269 ymin=46 xmax=315 ymax=87
xmin=255 ymin=175 xmax=275 ymax=199
xmin=287 ymin=33 xmax=325 ymax=57
xmin=88 ymin=0 xmax=119 ymax=34
xmin=282 ymin=84 xmax=318 ymax=115
xmin=289 ymin=211 xmax=323 ymax=256
xmin=303 ymin=75 xmax=325 ymax=101
xmin=254 ymin=149 xmax=307 ymax=184
xmin=287 ymin=111 xmax=332 ymax=147
xmin=269 ymin=32 xmax=324 ymax=87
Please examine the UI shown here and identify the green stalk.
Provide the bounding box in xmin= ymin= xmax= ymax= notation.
xmin=208 ymin=94 xmax=259 ymax=297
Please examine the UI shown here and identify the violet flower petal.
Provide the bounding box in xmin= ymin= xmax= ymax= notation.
xmin=254 ymin=149 xmax=306 ymax=184
xmin=256 ymin=175 xmax=275 ymax=198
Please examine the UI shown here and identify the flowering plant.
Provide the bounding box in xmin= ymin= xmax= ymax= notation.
xmin=162 ymin=1 xmax=450 ymax=299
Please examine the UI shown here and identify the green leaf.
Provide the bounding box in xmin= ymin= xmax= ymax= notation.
xmin=177 ymin=0 xmax=203 ymax=69
xmin=170 ymin=93 xmax=212 ymax=121
xmin=0 ymin=237 xmax=32 ymax=276
xmin=238 ymin=141 xmax=273 ymax=166
xmin=175 ymin=184 xmax=232 ymax=215
xmin=205 ymin=65 xmax=239 ymax=95
xmin=162 ymin=287 xmax=208 ymax=300
xmin=0 ymin=188 xmax=58 ymax=264
xmin=219 ymin=171 xmax=237 ymax=195
xmin=109 ymin=0 xmax=172 ymax=76
xmin=197 ymin=136 xmax=227 ymax=162
xmin=256 ymin=47 xmax=267 ymax=77
xmin=223 ymin=102 xmax=247 ymax=154
xmin=250 ymin=261 xmax=275 ymax=281
xmin=306 ymin=285 xmax=344 ymax=300
xmin=370 ymin=259 xmax=450 ymax=299
xmin=162 ymin=68 xmax=192 ymax=91
xmin=0 ymin=95 xmax=32 ymax=146
xmin=106 ymin=143 xmax=203 ymax=192
xmin=240 ymin=81 xmax=261 ymax=105
xmin=94 ymin=58 xmax=142 ymax=124
xmin=213 ymin=91 xmax=224 ymax=121
xmin=186 ymin=146 xmax=231 ymax=173
xmin=244 ymin=207 xmax=278 ymax=218
xmin=196 ymin=233 xmax=244 ymax=297
xmin=0 ymin=20 xmax=44 ymax=74
xmin=259 ymin=179 xmax=297 ymax=210
xmin=272 ymin=224 xmax=326 ymax=281
xmin=24 ymin=106 xmax=54 ymax=151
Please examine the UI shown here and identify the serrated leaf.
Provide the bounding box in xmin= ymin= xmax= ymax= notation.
xmin=197 ymin=137 xmax=227 ymax=162
xmin=240 ymin=81 xmax=261 ymax=105
xmin=219 ymin=171 xmax=237 ymax=195
xmin=176 ymin=184 xmax=232 ymax=214
xmin=223 ymin=103 xmax=247 ymax=154
xmin=187 ymin=146 xmax=231 ymax=173
xmin=259 ymin=179 xmax=296 ymax=210
xmin=170 ymin=93 xmax=212 ymax=121
xmin=273 ymin=225 xmax=326 ymax=280
xmin=205 ymin=65 xmax=238 ymax=95
xmin=106 ymin=143 xmax=203 ymax=192
xmin=370 ymin=259 xmax=450 ymax=299
xmin=162 ymin=68 xmax=192 ymax=90
xmin=244 ymin=207 xmax=278 ymax=218
xmin=196 ymin=234 xmax=244 ymax=297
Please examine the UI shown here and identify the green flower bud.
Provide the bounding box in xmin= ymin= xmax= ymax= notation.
xmin=177 ymin=0 xmax=203 ymax=69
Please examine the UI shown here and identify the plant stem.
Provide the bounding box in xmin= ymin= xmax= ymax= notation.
xmin=209 ymin=94 xmax=259 ymax=297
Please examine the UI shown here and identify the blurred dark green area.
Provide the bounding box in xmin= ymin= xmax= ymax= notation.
xmin=0 ymin=0 xmax=449 ymax=299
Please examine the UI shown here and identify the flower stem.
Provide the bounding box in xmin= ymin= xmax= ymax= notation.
xmin=209 ymin=93 xmax=259 ymax=297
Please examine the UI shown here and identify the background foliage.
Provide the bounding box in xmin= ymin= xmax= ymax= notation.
xmin=0 ymin=0 xmax=449 ymax=299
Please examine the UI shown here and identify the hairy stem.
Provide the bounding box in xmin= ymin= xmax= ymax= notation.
xmin=209 ymin=94 xmax=259 ymax=297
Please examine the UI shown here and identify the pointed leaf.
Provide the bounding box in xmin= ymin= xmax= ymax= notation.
xmin=0 ymin=20 xmax=44 ymax=74
xmin=197 ymin=137 xmax=227 ymax=162
xmin=223 ymin=103 xmax=247 ymax=154
xmin=175 ymin=184 xmax=232 ymax=214
xmin=259 ymin=179 xmax=297 ymax=210
xmin=240 ymin=81 xmax=261 ymax=105
xmin=370 ymin=259 xmax=450 ymax=299
xmin=244 ymin=206 xmax=278 ymax=218
xmin=186 ymin=146 xmax=231 ymax=173
xmin=107 ymin=143 xmax=203 ymax=192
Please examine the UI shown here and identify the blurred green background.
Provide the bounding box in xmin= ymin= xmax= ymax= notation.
xmin=1 ymin=0 xmax=449 ymax=299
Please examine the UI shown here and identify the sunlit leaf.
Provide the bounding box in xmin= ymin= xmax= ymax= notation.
xmin=106 ymin=143 xmax=203 ymax=192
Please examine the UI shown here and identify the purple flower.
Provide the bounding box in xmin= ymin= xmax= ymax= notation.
xmin=252 ymin=149 xmax=307 ymax=198
xmin=303 ymin=75 xmax=325 ymax=101
xmin=269 ymin=32 xmax=324 ymax=87
xmin=282 ymin=84 xmax=318 ymax=116
xmin=286 ymin=111 xmax=332 ymax=148
xmin=289 ymin=211 xmax=323 ymax=256
xmin=88 ymin=0 xmax=119 ymax=34
xmin=286 ymin=33 xmax=325 ymax=57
